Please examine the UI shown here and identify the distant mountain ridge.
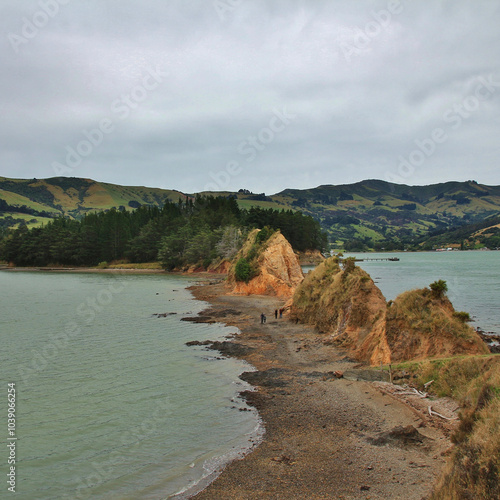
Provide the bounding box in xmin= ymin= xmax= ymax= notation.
xmin=272 ymin=179 xmax=500 ymax=248
xmin=1 ymin=176 xmax=500 ymax=249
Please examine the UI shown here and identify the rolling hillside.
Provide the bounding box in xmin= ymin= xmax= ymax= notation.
xmin=271 ymin=180 xmax=500 ymax=248
xmin=416 ymin=215 xmax=500 ymax=250
xmin=1 ymin=176 xmax=500 ymax=249
xmin=0 ymin=176 xmax=185 ymax=231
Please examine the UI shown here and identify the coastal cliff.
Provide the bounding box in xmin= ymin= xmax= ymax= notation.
xmin=386 ymin=288 xmax=488 ymax=362
xmin=291 ymin=257 xmax=391 ymax=365
xmin=290 ymin=256 xmax=488 ymax=364
xmin=228 ymin=229 xmax=304 ymax=298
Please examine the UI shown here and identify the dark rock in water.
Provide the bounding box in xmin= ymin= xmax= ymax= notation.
xmin=240 ymin=368 xmax=291 ymax=387
xmin=209 ymin=341 xmax=254 ymax=357
xmin=185 ymin=339 xmax=253 ymax=358
xmin=181 ymin=316 xmax=216 ymax=323
xmin=368 ymin=425 xmax=428 ymax=449
xmin=476 ymin=329 xmax=500 ymax=353
xmin=152 ymin=312 xmax=177 ymax=318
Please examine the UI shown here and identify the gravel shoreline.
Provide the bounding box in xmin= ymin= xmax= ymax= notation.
xmin=182 ymin=280 xmax=454 ymax=500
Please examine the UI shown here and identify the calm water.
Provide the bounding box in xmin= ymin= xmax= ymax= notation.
xmin=2 ymin=252 xmax=499 ymax=499
xmin=344 ymin=251 xmax=500 ymax=334
xmin=0 ymin=272 xmax=262 ymax=500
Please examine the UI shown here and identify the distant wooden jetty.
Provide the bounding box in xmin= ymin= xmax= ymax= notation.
xmin=354 ymin=257 xmax=400 ymax=262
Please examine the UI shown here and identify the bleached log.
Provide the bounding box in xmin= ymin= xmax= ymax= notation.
xmin=428 ymin=406 xmax=458 ymax=421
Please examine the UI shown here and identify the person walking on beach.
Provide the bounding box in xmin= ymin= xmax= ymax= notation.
xmin=260 ymin=313 xmax=265 ymax=324
xmin=275 ymin=309 xmax=278 ymax=319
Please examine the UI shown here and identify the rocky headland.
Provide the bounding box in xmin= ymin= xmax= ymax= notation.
xmin=185 ymin=238 xmax=498 ymax=499
xmin=291 ymin=256 xmax=489 ymax=365
xmin=187 ymin=282 xmax=454 ymax=500
xmin=228 ymin=229 xmax=304 ymax=298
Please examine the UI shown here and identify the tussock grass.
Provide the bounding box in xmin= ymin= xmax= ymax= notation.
xmin=385 ymin=288 xmax=488 ymax=360
xmin=292 ymin=256 xmax=375 ymax=332
xmin=391 ymin=355 xmax=500 ymax=499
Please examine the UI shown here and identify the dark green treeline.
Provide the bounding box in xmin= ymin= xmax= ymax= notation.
xmin=0 ymin=196 xmax=327 ymax=268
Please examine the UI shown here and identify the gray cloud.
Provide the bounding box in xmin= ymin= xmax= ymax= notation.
xmin=1 ymin=0 xmax=499 ymax=194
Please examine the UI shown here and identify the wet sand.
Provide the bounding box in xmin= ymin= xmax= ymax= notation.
xmin=185 ymin=280 xmax=454 ymax=500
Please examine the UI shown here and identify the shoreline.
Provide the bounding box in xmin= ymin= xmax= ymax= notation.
xmin=181 ymin=281 xmax=456 ymax=499
xmin=0 ymin=265 xmax=166 ymax=273
xmin=0 ymin=266 xmax=230 ymax=280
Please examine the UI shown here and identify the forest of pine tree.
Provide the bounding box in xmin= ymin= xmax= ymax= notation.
xmin=0 ymin=196 xmax=327 ymax=269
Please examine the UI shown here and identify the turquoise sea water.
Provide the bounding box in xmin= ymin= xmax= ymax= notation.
xmin=0 ymin=272 xmax=262 ymax=500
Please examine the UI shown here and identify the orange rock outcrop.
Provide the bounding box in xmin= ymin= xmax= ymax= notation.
xmin=228 ymin=230 xmax=304 ymax=298
xmin=291 ymin=257 xmax=488 ymax=365
xmin=291 ymin=257 xmax=391 ymax=365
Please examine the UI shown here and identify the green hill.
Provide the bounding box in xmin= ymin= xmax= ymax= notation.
xmin=273 ymin=180 xmax=500 ymax=249
xmin=416 ymin=215 xmax=500 ymax=250
xmin=2 ymin=177 xmax=500 ymax=249
xmin=0 ymin=177 xmax=185 ymax=231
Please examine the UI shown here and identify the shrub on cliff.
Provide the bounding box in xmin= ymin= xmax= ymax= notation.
xmin=234 ymin=257 xmax=253 ymax=283
xmin=430 ymin=279 xmax=448 ymax=299
xmin=341 ymin=256 xmax=356 ymax=274
xmin=255 ymin=225 xmax=274 ymax=244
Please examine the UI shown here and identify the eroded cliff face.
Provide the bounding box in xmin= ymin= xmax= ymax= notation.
xmin=228 ymin=230 xmax=304 ymax=298
xmin=291 ymin=257 xmax=391 ymax=365
xmin=291 ymin=257 xmax=487 ymax=365
xmin=207 ymin=259 xmax=232 ymax=274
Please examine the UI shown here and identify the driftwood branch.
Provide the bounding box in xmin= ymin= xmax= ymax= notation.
xmin=428 ymin=406 xmax=458 ymax=421
xmin=397 ymin=388 xmax=428 ymax=398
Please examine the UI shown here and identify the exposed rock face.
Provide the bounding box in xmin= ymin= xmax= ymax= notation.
xmin=184 ymin=258 xmax=231 ymax=274
xmin=291 ymin=257 xmax=391 ymax=365
xmin=207 ymin=259 xmax=232 ymax=274
xmin=229 ymin=230 xmax=304 ymax=298
xmin=291 ymin=257 xmax=488 ymax=365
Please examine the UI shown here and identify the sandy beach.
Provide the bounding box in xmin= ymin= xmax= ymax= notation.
xmin=185 ymin=280 xmax=457 ymax=500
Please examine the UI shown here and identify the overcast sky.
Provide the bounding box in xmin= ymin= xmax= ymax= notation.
xmin=1 ymin=1 xmax=499 ymax=195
